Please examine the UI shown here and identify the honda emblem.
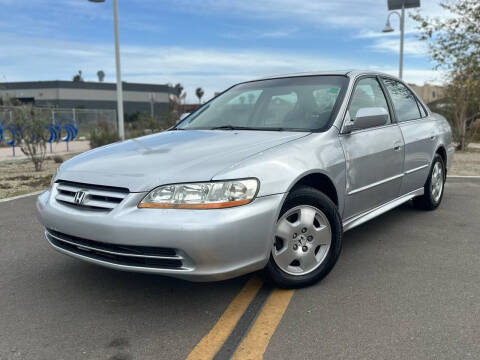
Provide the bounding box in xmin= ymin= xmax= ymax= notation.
xmin=74 ymin=191 xmax=87 ymax=205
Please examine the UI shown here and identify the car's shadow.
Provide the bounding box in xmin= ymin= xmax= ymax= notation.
xmin=54 ymin=257 xmax=249 ymax=302
xmin=342 ymin=201 xmax=422 ymax=249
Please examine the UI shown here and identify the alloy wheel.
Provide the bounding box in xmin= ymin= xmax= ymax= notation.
xmin=431 ymin=161 xmax=444 ymax=203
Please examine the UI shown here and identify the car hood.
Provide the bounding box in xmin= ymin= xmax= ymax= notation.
xmin=58 ymin=130 xmax=309 ymax=192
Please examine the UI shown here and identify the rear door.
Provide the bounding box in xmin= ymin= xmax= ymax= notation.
xmin=339 ymin=76 xmax=405 ymax=219
xmin=381 ymin=78 xmax=437 ymax=195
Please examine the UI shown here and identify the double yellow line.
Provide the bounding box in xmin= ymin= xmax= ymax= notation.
xmin=186 ymin=277 xmax=294 ymax=360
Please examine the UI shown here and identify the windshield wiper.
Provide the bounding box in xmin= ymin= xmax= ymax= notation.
xmin=210 ymin=125 xmax=286 ymax=131
xmin=210 ymin=125 xmax=256 ymax=130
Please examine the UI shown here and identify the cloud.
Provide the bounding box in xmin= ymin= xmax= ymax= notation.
xmin=151 ymin=0 xmax=448 ymax=30
xmin=354 ymin=29 xmax=419 ymax=39
xmin=369 ymin=37 xmax=428 ymax=56
xmin=0 ymin=33 xmax=444 ymax=103
xmin=258 ymin=28 xmax=298 ymax=38
xmin=220 ymin=27 xmax=298 ymax=40
xmin=152 ymin=0 xmax=381 ymax=27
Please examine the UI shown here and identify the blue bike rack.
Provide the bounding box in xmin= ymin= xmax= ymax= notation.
xmin=1 ymin=114 xmax=78 ymax=157
xmin=46 ymin=122 xmax=59 ymax=153
xmin=3 ymin=124 xmax=18 ymax=157
xmin=60 ymin=122 xmax=77 ymax=152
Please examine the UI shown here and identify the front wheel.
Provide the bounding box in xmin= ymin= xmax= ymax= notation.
xmin=263 ymin=186 xmax=343 ymax=288
xmin=413 ymin=154 xmax=445 ymax=211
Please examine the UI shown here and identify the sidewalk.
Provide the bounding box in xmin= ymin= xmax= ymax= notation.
xmin=0 ymin=140 xmax=90 ymax=161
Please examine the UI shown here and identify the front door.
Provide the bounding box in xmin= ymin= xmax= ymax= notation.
xmin=339 ymin=77 xmax=405 ymax=219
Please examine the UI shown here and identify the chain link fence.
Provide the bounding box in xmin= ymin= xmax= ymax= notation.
xmin=0 ymin=106 xmax=117 ymax=144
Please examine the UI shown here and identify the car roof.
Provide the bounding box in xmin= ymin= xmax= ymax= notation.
xmin=251 ymin=70 xmax=396 ymax=81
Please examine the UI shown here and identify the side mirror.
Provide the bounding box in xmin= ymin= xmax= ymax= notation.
xmin=343 ymin=107 xmax=388 ymax=133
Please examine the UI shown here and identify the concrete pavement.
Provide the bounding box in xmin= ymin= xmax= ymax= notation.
xmin=1 ymin=178 xmax=479 ymax=359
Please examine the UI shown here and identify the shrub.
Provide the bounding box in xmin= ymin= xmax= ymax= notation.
xmin=89 ymin=119 xmax=120 ymax=149
xmin=53 ymin=155 xmax=64 ymax=164
xmin=125 ymin=113 xmax=162 ymax=139
xmin=10 ymin=104 xmax=52 ymax=171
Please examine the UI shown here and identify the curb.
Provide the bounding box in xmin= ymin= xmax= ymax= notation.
xmin=447 ymin=175 xmax=480 ymax=178
xmin=0 ymin=190 xmax=45 ymax=203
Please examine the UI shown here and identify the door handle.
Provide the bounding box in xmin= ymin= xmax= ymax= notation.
xmin=430 ymin=135 xmax=436 ymax=141
xmin=393 ymin=142 xmax=402 ymax=151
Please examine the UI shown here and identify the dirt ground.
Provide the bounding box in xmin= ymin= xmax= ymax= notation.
xmin=0 ymin=154 xmax=77 ymax=199
xmin=449 ymin=150 xmax=480 ymax=176
xmin=1 ymin=150 xmax=479 ymax=200
xmin=0 ymin=141 xmax=89 ymax=162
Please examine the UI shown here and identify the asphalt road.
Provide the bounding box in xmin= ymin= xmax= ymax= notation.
xmin=1 ymin=178 xmax=479 ymax=360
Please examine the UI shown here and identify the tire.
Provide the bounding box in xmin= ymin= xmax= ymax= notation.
xmin=263 ymin=186 xmax=343 ymax=288
xmin=413 ymin=154 xmax=445 ymax=211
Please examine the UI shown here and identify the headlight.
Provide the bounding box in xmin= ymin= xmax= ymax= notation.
xmin=138 ymin=179 xmax=259 ymax=209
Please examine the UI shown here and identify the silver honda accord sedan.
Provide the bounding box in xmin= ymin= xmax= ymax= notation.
xmin=37 ymin=70 xmax=454 ymax=288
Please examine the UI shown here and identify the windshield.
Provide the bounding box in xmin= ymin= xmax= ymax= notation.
xmin=177 ymin=75 xmax=347 ymax=132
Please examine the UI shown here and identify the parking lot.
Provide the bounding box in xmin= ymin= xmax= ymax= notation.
xmin=1 ymin=178 xmax=479 ymax=360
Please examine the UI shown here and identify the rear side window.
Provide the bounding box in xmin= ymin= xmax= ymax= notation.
xmin=348 ymin=77 xmax=391 ymax=124
xmin=383 ymin=79 xmax=421 ymax=122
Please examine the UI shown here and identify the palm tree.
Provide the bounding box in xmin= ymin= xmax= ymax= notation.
xmin=72 ymin=70 xmax=84 ymax=82
xmin=196 ymin=87 xmax=205 ymax=104
xmin=175 ymin=83 xmax=185 ymax=104
xmin=97 ymin=70 xmax=105 ymax=82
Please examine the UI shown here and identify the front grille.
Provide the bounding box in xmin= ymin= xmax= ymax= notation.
xmin=55 ymin=180 xmax=129 ymax=211
xmin=46 ymin=229 xmax=184 ymax=270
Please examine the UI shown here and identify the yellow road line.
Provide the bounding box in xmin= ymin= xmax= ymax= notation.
xmin=186 ymin=276 xmax=263 ymax=360
xmin=231 ymin=288 xmax=295 ymax=360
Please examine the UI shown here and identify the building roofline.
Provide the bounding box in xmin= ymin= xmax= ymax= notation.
xmin=0 ymin=80 xmax=179 ymax=94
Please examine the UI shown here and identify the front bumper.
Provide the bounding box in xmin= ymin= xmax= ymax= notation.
xmin=36 ymin=186 xmax=283 ymax=281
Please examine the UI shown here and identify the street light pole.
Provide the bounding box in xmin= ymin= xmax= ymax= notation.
xmin=382 ymin=0 xmax=421 ymax=80
xmin=88 ymin=0 xmax=125 ymax=140
xmin=399 ymin=4 xmax=405 ymax=79
xmin=112 ymin=0 xmax=124 ymax=140
xmin=382 ymin=9 xmax=404 ymax=79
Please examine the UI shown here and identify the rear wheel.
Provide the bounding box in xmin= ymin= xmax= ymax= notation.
xmin=413 ymin=154 xmax=445 ymax=210
xmin=263 ymin=186 xmax=342 ymax=288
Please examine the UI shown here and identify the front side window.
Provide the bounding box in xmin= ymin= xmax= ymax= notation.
xmin=177 ymin=76 xmax=347 ymax=131
xmin=383 ymin=79 xmax=421 ymax=122
xmin=348 ymin=77 xmax=391 ymax=123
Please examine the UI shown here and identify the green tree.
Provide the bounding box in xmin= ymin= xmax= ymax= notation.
xmin=412 ymin=0 xmax=480 ymax=150
xmin=195 ymin=87 xmax=205 ymax=104
xmin=97 ymin=70 xmax=105 ymax=82
xmin=174 ymin=83 xmax=186 ymax=104
xmin=72 ymin=70 xmax=84 ymax=82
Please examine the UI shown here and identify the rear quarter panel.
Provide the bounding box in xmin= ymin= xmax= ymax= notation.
xmin=431 ymin=112 xmax=455 ymax=171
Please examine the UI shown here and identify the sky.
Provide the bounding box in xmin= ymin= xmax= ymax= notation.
xmin=0 ymin=0 xmax=449 ymax=102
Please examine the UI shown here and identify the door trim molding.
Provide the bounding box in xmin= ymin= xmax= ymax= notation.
xmin=348 ymin=173 xmax=404 ymax=195
xmin=343 ymin=188 xmax=424 ymax=231
xmin=404 ymin=163 xmax=429 ymax=175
